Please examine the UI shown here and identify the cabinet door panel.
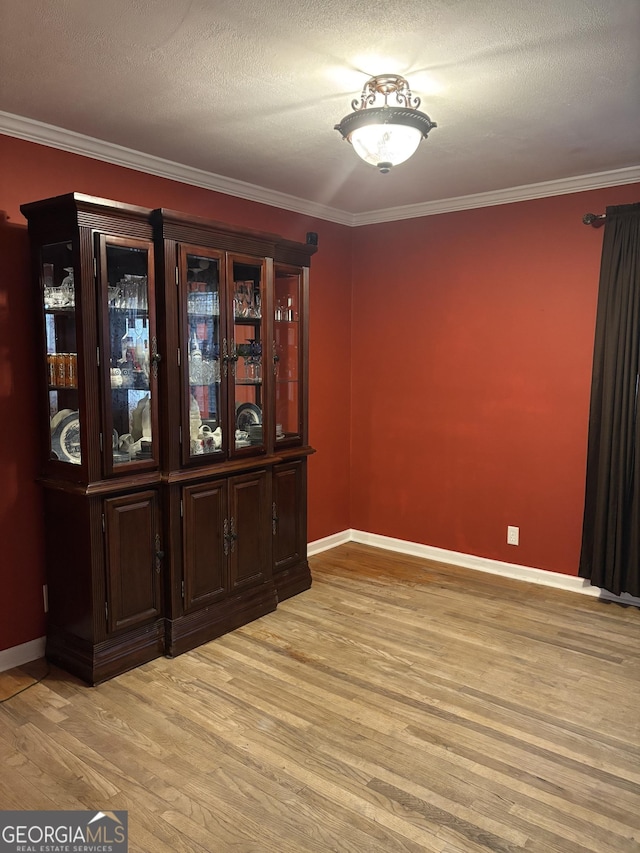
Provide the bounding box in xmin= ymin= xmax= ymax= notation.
xmin=229 ymin=255 xmax=267 ymax=456
xmin=104 ymin=491 xmax=161 ymax=633
xmin=183 ymin=481 xmax=227 ymax=610
xmin=273 ymin=265 xmax=303 ymax=445
xmin=180 ymin=245 xmax=225 ymax=465
xmin=97 ymin=234 xmax=159 ymax=476
xmin=41 ymin=243 xmax=83 ymax=469
xmin=273 ymin=461 xmax=304 ymax=570
xmin=229 ymin=470 xmax=270 ymax=591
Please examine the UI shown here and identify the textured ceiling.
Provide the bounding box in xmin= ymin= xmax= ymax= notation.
xmin=0 ymin=0 xmax=639 ymax=219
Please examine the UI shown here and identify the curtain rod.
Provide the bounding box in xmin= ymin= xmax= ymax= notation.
xmin=583 ymin=212 xmax=606 ymax=227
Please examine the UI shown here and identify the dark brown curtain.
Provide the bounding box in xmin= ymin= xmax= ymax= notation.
xmin=579 ymin=202 xmax=640 ymax=596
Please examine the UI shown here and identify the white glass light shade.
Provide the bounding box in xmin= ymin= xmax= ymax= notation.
xmin=349 ymin=123 xmax=423 ymax=169
xmin=335 ymin=75 xmax=437 ymax=174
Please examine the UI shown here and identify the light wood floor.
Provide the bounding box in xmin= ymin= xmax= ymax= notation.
xmin=1 ymin=543 xmax=639 ymax=852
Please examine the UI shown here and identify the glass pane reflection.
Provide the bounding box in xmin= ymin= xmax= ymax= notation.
xmin=186 ymin=253 xmax=222 ymax=457
xmin=274 ymin=268 xmax=301 ymax=442
xmin=105 ymin=244 xmax=153 ymax=466
xmin=43 ymin=242 xmax=81 ymax=465
xmin=233 ymin=262 xmax=264 ymax=451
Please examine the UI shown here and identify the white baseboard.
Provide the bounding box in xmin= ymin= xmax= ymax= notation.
xmin=0 ymin=637 xmax=46 ymax=674
xmin=3 ymin=532 xmax=636 ymax=671
xmin=309 ymin=528 xmax=640 ymax=608
xmin=307 ymin=529 xmax=352 ymax=556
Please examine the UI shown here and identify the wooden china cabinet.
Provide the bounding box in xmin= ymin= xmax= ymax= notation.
xmin=21 ymin=193 xmax=316 ymax=684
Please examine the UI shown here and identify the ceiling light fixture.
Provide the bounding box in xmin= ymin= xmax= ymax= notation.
xmin=334 ymin=74 xmax=437 ymax=174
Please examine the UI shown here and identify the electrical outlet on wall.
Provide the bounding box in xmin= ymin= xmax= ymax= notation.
xmin=507 ymin=526 xmax=519 ymax=546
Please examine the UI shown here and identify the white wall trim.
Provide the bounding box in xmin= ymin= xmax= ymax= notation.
xmin=4 ymin=529 xmax=637 ymax=670
xmin=2 ymin=111 xmax=639 ymax=228
xmin=0 ymin=637 xmax=46 ymax=674
xmin=307 ymin=529 xmax=352 ymax=556
xmin=309 ymin=528 xmax=640 ymax=608
xmin=0 ymin=111 xmax=352 ymax=227
xmin=351 ymin=166 xmax=640 ymax=226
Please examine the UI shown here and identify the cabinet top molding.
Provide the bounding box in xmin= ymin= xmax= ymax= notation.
xmin=21 ymin=193 xmax=318 ymax=265
xmin=21 ymin=191 xmax=153 ymax=220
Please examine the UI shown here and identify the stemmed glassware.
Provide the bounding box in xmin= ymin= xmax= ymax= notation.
xmin=234 ymin=340 xmax=262 ymax=382
xmin=248 ymin=339 xmax=262 ymax=382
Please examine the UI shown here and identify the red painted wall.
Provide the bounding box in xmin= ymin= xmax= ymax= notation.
xmin=0 ymin=134 xmax=352 ymax=652
xmin=1 ymin=130 xmax=638 ymax=655
xmin=350 ymin=185 xmax=640 ymax=574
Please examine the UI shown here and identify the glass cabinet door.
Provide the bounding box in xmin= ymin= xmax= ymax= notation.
xmin=274 ymin=264 xmax=303 ymax=444
xmin=230 ymin=257 xmax=265 ymax=454
xmin=99 ymin=235 xmax=158 ymax=473
xmin=43 ymin=242 xmax=82 ymax=465
xmin=181 ymin=246 xmax=224 ymax=462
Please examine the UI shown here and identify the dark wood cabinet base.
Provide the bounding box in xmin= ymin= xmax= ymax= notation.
xmin=165 ymin=580 xmax=277 ymax=658
xmin=46 ymin=620 xmax=165 ymax=686
xmin=274 ymin=560 xmax=312 ymax=602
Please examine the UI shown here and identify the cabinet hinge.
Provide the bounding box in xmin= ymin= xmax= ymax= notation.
xmin=180 ymin=499 xmax=183 ymax=517
xmin=175 ymin=266 xmax=179 ymax=285
xmin=181 ymin=580 xmax=185 ymax=599
xmin=94 ymin=258 xmax=97 ymax=278
xmin=177 ymin=347 xmax=181 ymax=367
xmin=101 ymin=513 xmax=105 ymax=533
xmin=105 ymin=601 xmax=108 ymax=621
xmin=179 ymin=425 xmax=182 ymax=445
xmin=96 ymin=346 xmax=100 ymax=367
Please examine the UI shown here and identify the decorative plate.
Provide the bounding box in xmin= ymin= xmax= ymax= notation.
xmin=50 ymin=408 xmax=74 ymax=432
xmin=51 ymin=411 xmax=81 ymax=464
xmin=235 ymin=402 xmax=262 ymax=431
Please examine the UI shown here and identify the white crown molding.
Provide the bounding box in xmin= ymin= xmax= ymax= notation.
xmin=0 ymin=111 xmax=353 ymax=227
xmin=308 ymin=528 xmax=640 ymax=607
xmin=0 ymin=636 xmax=46 ymax=673
xmin=351 ymin=166 xmax=640 ymax=226
xmin=2 ymin=111 xmax=639 ymax=227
